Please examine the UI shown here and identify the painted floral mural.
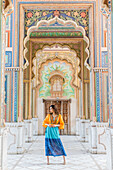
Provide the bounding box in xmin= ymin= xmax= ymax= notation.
xmin=24 ymin=10 xmax=89 ymax=37
xmin=39 ymin=61 xmax=75 ymax=99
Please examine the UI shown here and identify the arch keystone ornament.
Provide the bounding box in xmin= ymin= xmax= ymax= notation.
xmin=23 ymin=16 xmax=91 ymax=71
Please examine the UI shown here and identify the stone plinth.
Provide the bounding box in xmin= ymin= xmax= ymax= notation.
xmin=80 ymin=119 xmax=90 ymax=142
xmin=24 ymin=119 xmax=33 ymax=142
xmin=6 ymin=122 xmax=25 ymax=154
xmin=89 ymin=121 xmax=97 ymax=153
xmin=80 ymin=119 xmax=85 ymax=142
xmin=84 ymin=119 xmax=90 ymax=142
xmin=32 ymin=118 xmax=38 ymax=136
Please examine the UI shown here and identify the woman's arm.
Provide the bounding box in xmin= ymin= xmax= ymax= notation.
xmin=42 ymin=114 xmax=50 ymax=128
xmin=59 ymin=114 xmax=64 ymax=129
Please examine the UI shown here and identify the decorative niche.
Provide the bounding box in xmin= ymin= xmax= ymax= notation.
xmin=49 ymin=71 xmax=65 ymax=98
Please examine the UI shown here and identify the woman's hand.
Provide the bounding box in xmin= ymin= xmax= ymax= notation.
xmin=49 ymin=124 xmax=55 ymax=127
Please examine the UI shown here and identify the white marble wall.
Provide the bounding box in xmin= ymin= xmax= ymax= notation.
xmin=106 ymin=128 xmax=113 ymax=170
xmin=89 ymin=122 xmax=108 ymax=154
xmin=0 ymin=128 xmax=7 ymax=170
xmin=6 ymin=122 xmax=25 ymax=154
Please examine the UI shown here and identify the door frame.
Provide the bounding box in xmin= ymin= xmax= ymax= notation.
xmin=43 ymin=98 xmax=71 ymax=135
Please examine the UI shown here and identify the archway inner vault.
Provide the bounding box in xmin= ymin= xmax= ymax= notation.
xmin=33 ymin=45 xmax=81 ymax=88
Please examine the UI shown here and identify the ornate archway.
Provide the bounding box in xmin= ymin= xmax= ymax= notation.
xmin=32 ymin=45 xmax=80 ymax=88
xmin=23 ymin=15 xmax=90 ymax=132
xmin=23 ymin=16 xmax=90 ymax=71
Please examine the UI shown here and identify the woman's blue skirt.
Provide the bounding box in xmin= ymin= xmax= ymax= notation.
xmin=45 ymin=126 xmax=67 ymax=157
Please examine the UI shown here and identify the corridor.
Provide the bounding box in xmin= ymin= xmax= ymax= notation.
xmin=8 ymin=136 xmax=107 ymax=170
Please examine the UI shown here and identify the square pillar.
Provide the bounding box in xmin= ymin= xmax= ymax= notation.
xmin=84 ymin=119 xmax=90 ymax=142
xmin=89 ymin=121 xmax=97 ymax=153
xmin=80 ymin=119 xmax=85 ymax=142
xmin=80 ymin=119 xmax=90 ymax=142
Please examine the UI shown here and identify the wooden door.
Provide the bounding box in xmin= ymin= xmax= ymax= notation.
xmin=43 ymin=99 xmax=70 ymax=135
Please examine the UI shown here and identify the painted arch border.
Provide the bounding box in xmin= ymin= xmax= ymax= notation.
xmin=24 ymin=16 xmax=91 ymax=70
xmin=16 ymin=1 xmax=97 ymax=70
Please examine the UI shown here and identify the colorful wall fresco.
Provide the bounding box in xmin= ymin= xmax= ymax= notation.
xmin=24 ymin=9 xmax=89 ymax=37
xmin=3 ymin=0 xmax=111 ymax=124
xmin=39 ymin=61 xmax=75 ymax=99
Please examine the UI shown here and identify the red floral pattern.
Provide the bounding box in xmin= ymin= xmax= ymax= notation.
xmin=27 ymin=12 xmax=33 ymax=18
xmin=53 ymin=10 xmax=60 ymax=17
xmin=80 ymin=12 xmax=86 ymax=18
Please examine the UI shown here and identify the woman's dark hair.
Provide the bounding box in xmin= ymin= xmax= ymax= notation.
xmin=49 ymin=105 xmax=59 ymax=115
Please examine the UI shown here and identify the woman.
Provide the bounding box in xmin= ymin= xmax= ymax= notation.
xmin=42 ymin=105 xmax=67 ymax=165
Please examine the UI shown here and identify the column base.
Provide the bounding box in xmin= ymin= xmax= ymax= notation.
xmin=80 ymin=119 xmax=90 ymax=142
xmin=6 ymin=122 xmax=25 ymax=154
xmin=32 ymin=118 xmax=38 ymax=136
xmin=84 ymin=119 xmax=90 ymax=142
xmin=24 ymin=119 xmax=33 ymax=142
xmin=89 ymin=122 xmax=108 ymax=154
xmin=106 ymin=128 xmax=113 ymax=170
xmin=89 ymin=121 xmax=97 ymax=153
xmin=0 ymin=128 xmax=7 ymax=170
xmin=75 ymin=118 xmax=80 ymax=136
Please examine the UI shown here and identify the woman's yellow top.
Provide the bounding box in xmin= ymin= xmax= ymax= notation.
xmin=42 ymin=113 xmax=64 ymax=129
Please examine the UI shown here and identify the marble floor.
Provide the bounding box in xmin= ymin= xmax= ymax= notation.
xmin=8 ymin=135 xmax=107 ymax=170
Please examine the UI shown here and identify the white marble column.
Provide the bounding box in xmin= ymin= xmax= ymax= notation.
xmin=80 ymin=119 xmax=90 ymax=142
xmin=32 ymin=118 xmax=38 ymax=136
xmin=37 ymin=98 xmax=44 ymax=135
xmin=89 ymin=121 xmax=97 ymax=153
xmin=80 ymin=119 xmax=85 ymax=142
xmin=70 ymin=98 xmax=77 ymax=135
xmin=0 ymin=1 xmax=13 ymax=169
xmin=75 ymin=118 xmax=80 ymax=136
xmin=84 ymin=119 xmax=90 ymax=142
xmin=24 ymin=119 xmax=33 ymax=142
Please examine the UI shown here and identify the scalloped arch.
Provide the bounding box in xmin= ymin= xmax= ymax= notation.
xmin=33 ymin=48 xmax=81 ymax=88
xmin=23 ymin=16 xmax=91 ymax=70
